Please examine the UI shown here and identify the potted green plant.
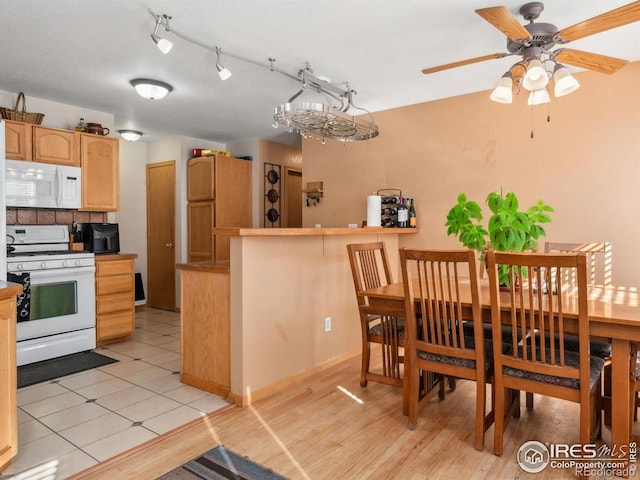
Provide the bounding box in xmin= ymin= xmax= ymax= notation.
xmin=445 ymin=190 xmax=554 ymax=285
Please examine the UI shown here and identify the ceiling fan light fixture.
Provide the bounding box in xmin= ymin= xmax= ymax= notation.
xmin=130 ymin=78 xmax=173 ymax=100
xmin=215 ymin=47 xmax=232 ymax=81
xmin=527 ymin=88 xmax=551 ymax=106
xmin=489 ymin=72 xmax=513 ymax=104
xmin=118 ymin=130 xmax=144 ymax=142
xmin=522 ymin=59 xmax=549 ymax=91
xmin=553 ymin=64 xmax=580 ymax=97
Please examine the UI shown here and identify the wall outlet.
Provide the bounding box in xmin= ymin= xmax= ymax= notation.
xmin=324 ymin=316 xmax=331 ymax=332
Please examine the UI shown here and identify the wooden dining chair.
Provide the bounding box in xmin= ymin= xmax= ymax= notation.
xmin=487 ymin=251 xmax=603 ymax=456
xmin=399 ymin=248 xmax=497 ymax=450
xmin=347 ymin=242 xmax=405 ymax=388
xmin=541 ymin=242 xmax=613 ymax=417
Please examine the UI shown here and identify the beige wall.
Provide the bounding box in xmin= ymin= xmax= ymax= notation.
xmin=303 ymin=62 xmax=640 ymax=287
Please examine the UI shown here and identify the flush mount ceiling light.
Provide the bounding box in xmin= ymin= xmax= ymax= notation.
xmin=273 ymin=67 xmax=379 ymax=143
xmin=130 ymin=78 xmax=173 ymax=100
xmin=150 ymin=14 xmax=173 ymax=54
xmin=215 ymin=47 xmax=232 ymax=81
xmin=118 ymin=130 xmax=144 ymax=141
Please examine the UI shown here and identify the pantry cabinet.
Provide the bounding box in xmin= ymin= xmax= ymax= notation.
xmin=4 ymin=119 xmax=32 ymax=161
xmin=187 ymin=155 xmax=252 ymax=262
xmin=80 ymin=134 xmax=119 ymax=211
xmin=94 ymin=255 xmax=136 ymax=346
xmin=0 ymin=283 xmax=22 ymax=473
xmin=33 ymin=125 xmax=80 ymax=166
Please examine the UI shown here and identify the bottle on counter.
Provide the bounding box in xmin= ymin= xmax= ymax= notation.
xmin=397 ymin=196 xmax=408 ymax=228
xmin=75 ymin=118 xmax=87 ymax=132
xmin=409 ymin=198 xmax=417 ymax=228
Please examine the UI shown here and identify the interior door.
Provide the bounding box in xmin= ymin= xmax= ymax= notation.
xmin=146 ymin=161 xmax=176 ymax=311
xmin=284 ymin=167 xmax=302 ymax=228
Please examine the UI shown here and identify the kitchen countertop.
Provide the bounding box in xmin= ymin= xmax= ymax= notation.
xmin=0 ymin=281 xmax=23 ymax=299
xmin=213 ymin=227 xmax=419 ymax=236
xmin=177 ymin=261 xmax=230 ymax=273
xmin=94 ymin=253 xmax=138 ymax=261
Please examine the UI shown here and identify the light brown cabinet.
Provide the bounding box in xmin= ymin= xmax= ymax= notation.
xmin=0 ymin=283 xmax=22 ymax=473
xmin=4 ymin=119 xmax=32 ymax=161
xmin=177 ymin=263 xmax=230 ymax=398
xmin=187 ymin=155 xmax=252 ymax=262
xmin=81 ymin=134 xmax=119 ymax=211
xmin=33 ymin=125 xmax=80 ymax=166
xmin=95 ymin=255 xmax=136 ymax=345
xmin=2 ymin=120 xmax=120 ymax=212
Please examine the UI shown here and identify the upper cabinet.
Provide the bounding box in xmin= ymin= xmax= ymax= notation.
xmin=81 ymin=134 xmax=119 ymax=212
xmin=33 ymin=125 xmax=80 ymax=166
xmin=4 ymin=119 xmax=32 ymax=161
xmin=187 ymin=156 xmax=216 ymax=201
xmin=2 ymin=120 xmax=120 ymax=212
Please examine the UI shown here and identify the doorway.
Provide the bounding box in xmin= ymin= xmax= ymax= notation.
xmin=146 ymin=161 xmax=176 ymax=311
xmin=284 ymin=167 xmax=302 ymax=228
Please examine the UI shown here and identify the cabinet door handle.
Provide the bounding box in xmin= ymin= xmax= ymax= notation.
xmin=165 ymin=242 xmax=173 ymax=248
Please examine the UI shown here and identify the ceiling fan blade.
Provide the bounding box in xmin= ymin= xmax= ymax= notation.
xmin=556 ymin=1 xmax=640 ymax=42
xmin=475 ymin=6 xmax=532 ymax=41
xmin=554 ymin=49 xmax=628 ymax=74
xmin=421 ymin=53 xmax=508 ymax=74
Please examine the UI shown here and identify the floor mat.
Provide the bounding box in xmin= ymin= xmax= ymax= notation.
xmin=17 ymin=351 xmax=118 ymax=388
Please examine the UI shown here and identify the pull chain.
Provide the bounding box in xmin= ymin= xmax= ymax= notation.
xmin=530 ymin=105 xmax=535 ymax=139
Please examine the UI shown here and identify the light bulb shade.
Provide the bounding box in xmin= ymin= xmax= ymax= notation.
xmin=130 ymin=78 xmax=173 ymax=100
xmin=118 ymin=130 xmax=143 ymax=142
xmin=489 ymin=75 xmax=513 ymax=104
xmin=151 ymin=34 xmax=173 ymax=54
xmin=522 ymin=59 xmax=549 ymax=91
xmin=216 ymin=63 xmax=232 ymax=81
xmin=527 ymin=88 xmax=550 ymax=105
xmin=553 ymin=66 xmax=580 ymax=97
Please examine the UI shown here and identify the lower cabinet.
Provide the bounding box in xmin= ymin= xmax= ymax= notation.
xmin=177 ymin=263 xmax=230 ymax=398
xmin=95 ymin=255 xmax=136 ymax=345
xmin=1 ymin=284 xmax=22 ymax=473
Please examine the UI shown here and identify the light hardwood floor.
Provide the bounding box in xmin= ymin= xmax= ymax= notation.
xmin=69 ymin=352 xmax=635 ymax=480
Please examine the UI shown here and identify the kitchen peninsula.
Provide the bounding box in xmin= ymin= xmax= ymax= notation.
xmin=177 ymin=227 xmax=417 ymax=406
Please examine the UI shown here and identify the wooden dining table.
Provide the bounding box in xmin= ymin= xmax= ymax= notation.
xmin=362 ymin=278 xmax=640 ymax=463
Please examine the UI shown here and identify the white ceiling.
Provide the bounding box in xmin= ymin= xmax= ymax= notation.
xmin=0 ymin=0 xmax=638 ymax=145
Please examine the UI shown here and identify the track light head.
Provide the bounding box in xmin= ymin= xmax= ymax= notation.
xmin=215 ymin=47 xmax=232 ymax=81
xmin=151 ymin=15 xmax=173 ymax=54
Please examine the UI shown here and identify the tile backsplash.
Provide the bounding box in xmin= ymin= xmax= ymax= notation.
xmin=6 ymin=208 xmax=107 ymax=231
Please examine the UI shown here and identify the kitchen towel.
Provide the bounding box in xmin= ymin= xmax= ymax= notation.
xmin=366 ymin=195 xmax=382 ymax=227
xmin=7 ymin=272 xmax=30 ymax=322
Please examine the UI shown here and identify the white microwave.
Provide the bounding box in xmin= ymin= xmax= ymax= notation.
xmin=5 ymin=160 xmax=82 ymax=209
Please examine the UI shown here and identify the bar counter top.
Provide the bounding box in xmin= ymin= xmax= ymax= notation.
xmin=213 ymin=227 xmax=419 ymax=237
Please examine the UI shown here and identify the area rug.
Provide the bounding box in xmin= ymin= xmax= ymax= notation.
xmin=17 ymin=351 xmax=118 ymax=388
xmin=158 ymin=445 xmax=288 ymax=480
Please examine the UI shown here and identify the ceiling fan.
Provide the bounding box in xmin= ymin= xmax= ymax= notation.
xmin=422 ymin=1 xmax=640 ymax=89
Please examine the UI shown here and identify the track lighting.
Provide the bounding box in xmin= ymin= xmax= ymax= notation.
xmin=118 ymin=130 xmax=143 ymax=142
xmin=130 ymin=78 xmax=173 ymax=100
xmin=215 ymin=47 xmax=232 ymax=81
xmin=150 ymin=15 xmax=173 ymax=54
xmin=489 ymin=72 xmax=513 ymax=104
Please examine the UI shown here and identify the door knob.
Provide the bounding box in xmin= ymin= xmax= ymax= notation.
xmin=165 ymin=242 xmax=173 ymax=248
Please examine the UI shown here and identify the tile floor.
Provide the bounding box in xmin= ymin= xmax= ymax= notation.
xmin=3 ymin=308 xmax=229 ymax=480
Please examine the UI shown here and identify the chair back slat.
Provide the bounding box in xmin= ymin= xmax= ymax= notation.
xmin=347 ymin=242 xmax=394 ymax=306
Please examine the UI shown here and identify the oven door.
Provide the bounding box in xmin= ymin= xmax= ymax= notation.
xmin=16 ymin=265 xmax=96 ymax=342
